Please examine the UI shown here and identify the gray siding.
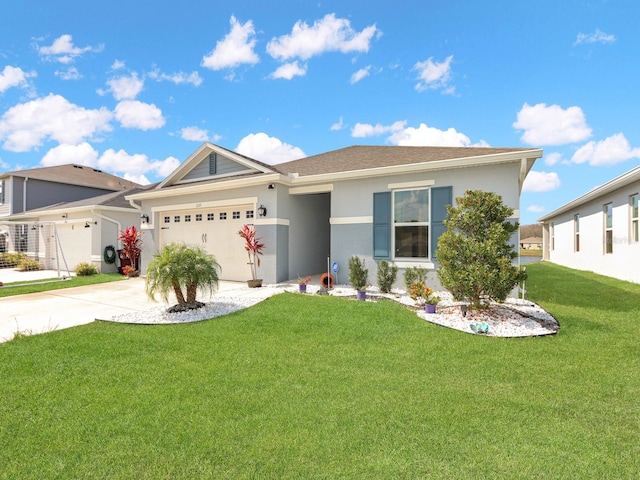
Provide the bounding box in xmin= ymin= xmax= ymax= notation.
xmin=0 ymin=178 xmax=11 ymax=216
xmin=181 ymin=154 xmax=253 ymax=182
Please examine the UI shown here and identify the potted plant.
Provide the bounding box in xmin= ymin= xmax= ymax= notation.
xmin=118 ymin=226 xmax=143 ymax=275
xmin=238 ymin=224 xmax=265 ymax=288
xmin=122 ymin=265 xmax=139 ymax=278
xmin=425 ymin=294 xmax=441 ymax=314
xmin=348 ymin=256 xmax=368 ymax=300
xmin=298 ymin=275 xmax=311 ymax=293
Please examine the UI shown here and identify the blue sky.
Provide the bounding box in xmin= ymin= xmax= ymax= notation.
xmin=1 ymin=0 xmax=638 ymax=225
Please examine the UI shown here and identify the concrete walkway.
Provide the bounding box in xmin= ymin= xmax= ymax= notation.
xmin=0 ymin=277 xmax=289 ymax=343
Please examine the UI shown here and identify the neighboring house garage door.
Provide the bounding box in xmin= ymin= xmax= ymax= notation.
xmin=55 ymin=222 xmax=91 ymax=271
xmin=159 ymin=205 xmax=254 ymax=281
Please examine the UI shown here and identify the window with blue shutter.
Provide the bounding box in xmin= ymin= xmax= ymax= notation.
xmin=373 ymin=192 xmax=391 ymax=259
xmin=430 ymin=186 xmax=452 ymax=260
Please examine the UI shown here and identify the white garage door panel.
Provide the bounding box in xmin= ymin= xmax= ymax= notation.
xmin=160 ymin=205 xmax=254 ymax=281
xmin=56 ymin=223 xmax=91 ymax=270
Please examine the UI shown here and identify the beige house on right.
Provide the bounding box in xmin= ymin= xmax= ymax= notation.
xmin=538 ymin=165 xmax=639 ymax=284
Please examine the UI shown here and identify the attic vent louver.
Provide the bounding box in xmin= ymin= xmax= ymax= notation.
xmin=73 ymin=165 xmax=83 ymax=169
xmin=93 ymin=168 xmax=102 ymax=172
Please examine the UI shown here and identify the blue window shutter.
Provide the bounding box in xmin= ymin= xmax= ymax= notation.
xmin=373 ymin=192 xmax=391 ymax=259
xmin=431 ymin=186 xmax=452 ymax=260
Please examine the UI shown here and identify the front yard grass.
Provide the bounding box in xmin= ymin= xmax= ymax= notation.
xmin=0 ymin=273 xmax=126 ymax=298
xmin=0 ymin=262 xmax=638 ymax=478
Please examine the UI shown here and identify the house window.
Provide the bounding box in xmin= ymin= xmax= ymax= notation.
xmin=164 ymin=216 xmax=170 ymax=223
xmin=393 ymin=189 xmax=429 ymax=259
xmin=550 ymin=222 xmax=555 ymax=251
xmin=209 ymin=153 xmax=217 ymax=175
xmin=246 ymin=210 xmax=254 ymax=219
xmin=220 ymin=212 xmax=227 ymax=220
xmin=196 ymin=214 xmax=202 ymax=222
xmin=604 ymin=203 xmax=613 ymax=254
xmin=232 ymin=211 xmax=240 ymax=219
xmin=631 ymin=195 xmax=639 ymax=243
xmin=574 ymin=214 xmax=580 ymax=252
xmin=0 ymin=179 xmax=4 ymax=204
xmin=185 ymin=215 xmax=191 ymax=222
xmin=174 ymin=215 xmax=181 ymax=223
xmin=207 ymin=213 xmax=214 ymax=221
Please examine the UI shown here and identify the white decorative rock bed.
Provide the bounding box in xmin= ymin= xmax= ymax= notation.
xmin=107 ymin=283 xmax=559 ymax=338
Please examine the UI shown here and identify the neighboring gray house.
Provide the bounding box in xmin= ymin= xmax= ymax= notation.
xmin=538 ymin=165 xmax=640 ymax=284
xmin=6 ymin=187 xmax=151 ymax=273
xmin=128 ymin=143 xmax=542 ymax=286
xmin=0 ymin=164 xmax=141 ymax=273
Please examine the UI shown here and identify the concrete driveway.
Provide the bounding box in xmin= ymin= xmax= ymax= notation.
xmin=0 ymin=277 xmax=160 ymax=342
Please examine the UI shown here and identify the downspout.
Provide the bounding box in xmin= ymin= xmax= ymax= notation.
xmin=23 ymin=177 xmax=28 ymax=213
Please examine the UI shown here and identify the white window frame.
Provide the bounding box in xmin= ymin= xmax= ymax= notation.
xmin=631 ymin=194 xmax=639 ymax=244
xmin=392 ymin=187 xmax=430 ymax=261
xmin=604 ymin=203 xmax=613 ymax=254
xmin=574 ymin=214 xmax=580 ymax=252
xmin=550 ymin=222 xmax=555 ymax=251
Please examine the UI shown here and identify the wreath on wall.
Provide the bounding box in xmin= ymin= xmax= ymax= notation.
xmin=103 ymin=245 xmax=117 ymax=264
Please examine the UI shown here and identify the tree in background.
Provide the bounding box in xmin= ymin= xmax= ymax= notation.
xmin=145 ymin=243 xmax=221 ymax=311
xmin=436 ymin=190 xmax=524 ymax=308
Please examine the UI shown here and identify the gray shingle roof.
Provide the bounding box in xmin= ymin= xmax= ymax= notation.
xmin=273 ymin=145 xmax=536 ymax=176
xmin=0 ymin=164 xmax=140 ymax=191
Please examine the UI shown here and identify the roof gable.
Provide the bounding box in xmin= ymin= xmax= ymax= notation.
xmin=158 ymin=143 xmax=276 ymax=188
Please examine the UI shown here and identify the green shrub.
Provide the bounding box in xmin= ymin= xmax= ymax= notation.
xmin=75 ymin=262 xmax=98 ymax=276
xmin=348 ymin=256 xmax=368 ymax=292
xmin=0 ymin=252 xmax=27 ymax=268
xmin=377 ymin=260 xmax=398 ymax=293
xmin=403 ymin=266 xmax=428 ymax=291
xmin=436 ymin=189 xmax=523 ymax=307
xmin=17 ymin=258 xmax=43 ymax=272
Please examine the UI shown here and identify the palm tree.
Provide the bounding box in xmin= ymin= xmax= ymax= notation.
xmin=145 ymin=243 xmax=221 ymax=309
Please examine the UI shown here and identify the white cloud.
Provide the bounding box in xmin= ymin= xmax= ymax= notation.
xmin=390 ymin=123 xmax=479 ymax=146
xmin=350 ymin=66 xmax=371 ymax=84
xmin=266 ymin=13 xmax=378 ymax=61
xmin=572 ymin=133 xmax=640 ymax=166
xmin=413 ymin=55 xmax=454 ymax=93
xmin=55 ymin=67 xmax=82 ymax=80
xmin=0 ymin=94 xmax=112 ymax=152
xmin=513 ymin=103 xmax=592 ymax=146
xmin=527 ymin=205 xmax=546 ymax=213
xmin=543 ymin=152 xmax=563 ymax=166
xmin=37 ymin=34 xmax=103 ymax=64
xmin=574 ymin=29 xmax=616 ymax=46
xmin=114 ymin=100 xmax=165 ymax=130
xmin=0 ymin=66 xmax=36 ymax=93
xmin=269 ymin=61 xmax=307 ymax=80
xmin=98 ymin=148 xmax=180 ymax=183
xmin=201 ymin=16 xmax=259 ymax=71
xmin=107 ymin=73 xmax=144 ymax=100
xmin=236 ymin=132 xmax=305 ymax=165
xmin=111 ymin=60 xmax=126 ymax=70
xmin=330 ymin=116 xmax=345 ymax=131
xmin=181 ymin=126 xmax=210 ymax=142
xmin=40 ymin=142 xmax=98 ymax=167
xmin=148 ymin=69 xmax=203 ymax=87
xmin=522 ymin=171 xmax=561 ymax=192
xmin=351 ymin=121 xmax=406 ymax=138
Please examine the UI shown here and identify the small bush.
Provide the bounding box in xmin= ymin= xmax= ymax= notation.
xmin=377 ymin=260 xmax=398 ymax=293
xmin=0 ymin=252 xmax=27 ymax=268
xmin=403 ymin=266 xmax=428 ymax=291
xmin=75 ymin=262 xmax=98 ymax=276
xmin=348 ymin=256 xmax=368 ymax=292
xmin=17 ymin=258 xmax=43 ymax=271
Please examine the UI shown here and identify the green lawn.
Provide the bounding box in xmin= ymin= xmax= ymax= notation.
xmin=0 ymin=273 xmax=126 ymax=298
xmin=1 ymin=262 xmax=638 ymax=479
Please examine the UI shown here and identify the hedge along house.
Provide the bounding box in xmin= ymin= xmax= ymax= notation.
xmin=127 ymin=143 xmax=542 ymax=286
xmin=538 ymin=165 xmax=640 ymax=284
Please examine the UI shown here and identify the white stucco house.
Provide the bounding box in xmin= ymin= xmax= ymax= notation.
xmin=127 ymin=143 xmax=542 ymax=287
xmin=538 ymin=165 xmax=640 ymax=284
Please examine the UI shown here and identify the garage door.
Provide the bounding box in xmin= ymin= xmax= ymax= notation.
xmin=159 ymin=205 xmax=255 ymax=281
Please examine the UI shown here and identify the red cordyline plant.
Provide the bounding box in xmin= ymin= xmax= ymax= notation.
xmin=118 ymin=225 xmax=143 ymax=269
xmin=238 ymin=224 xmax=265 ymax=281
